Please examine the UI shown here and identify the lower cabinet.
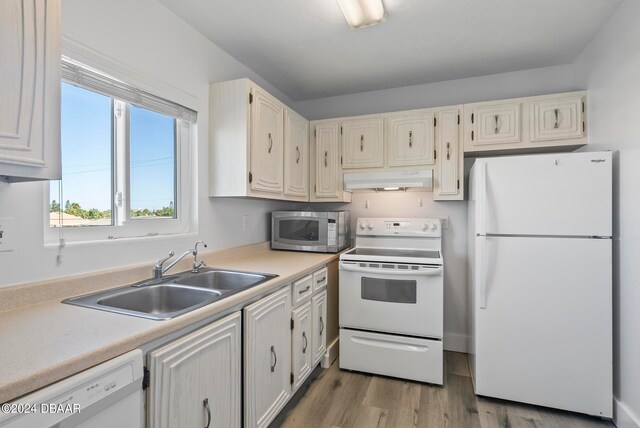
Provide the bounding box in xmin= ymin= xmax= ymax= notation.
xmin=147 ymin=312 xmax=242 ymax=428
xmin=291 ymin=301 xmax=313 ymax=391
xmin=244 ymin=286 xmax=292 ymax=428
xmin=311 ymin=290 xmax=328 ymax=366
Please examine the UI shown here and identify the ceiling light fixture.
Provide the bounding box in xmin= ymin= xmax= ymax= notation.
xmin=337 ymin=0 xmax=385 ymax=29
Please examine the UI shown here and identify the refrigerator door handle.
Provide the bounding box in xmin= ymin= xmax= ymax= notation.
xmin=478 ymin=235 xmax=487 ymax=309
xmin=478 ymin=161 xmax=487 ymax=236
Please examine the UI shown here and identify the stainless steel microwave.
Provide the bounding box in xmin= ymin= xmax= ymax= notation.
xmin=271 ymin=211 xmax=350 ymax=253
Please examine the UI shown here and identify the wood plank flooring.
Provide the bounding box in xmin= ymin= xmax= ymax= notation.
xmin=271 ymin=352 xmax=614 ymax=428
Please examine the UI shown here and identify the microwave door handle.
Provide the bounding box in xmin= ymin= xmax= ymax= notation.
xmin=339 ymin=261 xmax=442 ymax=276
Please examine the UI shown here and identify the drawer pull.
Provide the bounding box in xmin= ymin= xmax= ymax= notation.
xmin=299 ymin=285 xmax=311 ymax=294
xmin=494 ymin=115 xmax=499 ymax=134
xmin=270 ymin=345 xmax=277 ymax=372
xmin=409 ymin=130 xmax=413 ymax=148
xmin=316 ymin=277 xmax=326 ymax=283
xmin=554 ymin=108 xmax=560 ymax=129
xmin=302 ymin=332 xmax=308 ymax=353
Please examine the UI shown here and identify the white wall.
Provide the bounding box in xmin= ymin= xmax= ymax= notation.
xmin=573 ymin=1 xmax=640 ymax=425
xmin=292 ymin=64 xmax=579 ymax=120
xmin=0 ymin=0 xmax=296 ymax=288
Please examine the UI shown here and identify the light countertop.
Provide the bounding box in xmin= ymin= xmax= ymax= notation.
xmin=0 ymin=243 xmax=340 ymax=404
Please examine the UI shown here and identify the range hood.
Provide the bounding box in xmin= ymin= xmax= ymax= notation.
xmin=343 ymin=169 xmax=433 ymax=191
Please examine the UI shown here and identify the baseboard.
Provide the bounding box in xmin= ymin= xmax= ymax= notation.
xmin=615 ymin=399 xmax=640 ymax=428
xmin=321 ymin=337 xmax=339 ymax=368
xmin=444 ymin=332 xmax=468 ymax=353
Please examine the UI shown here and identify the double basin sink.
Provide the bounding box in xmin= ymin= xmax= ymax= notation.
xmin=63 ymin=268 xmax=278 ymax=320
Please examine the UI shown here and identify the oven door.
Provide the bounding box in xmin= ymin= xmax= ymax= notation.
xmin=272 ymin=212 xmax=329 ymax=252
xmin=339 ymin=261 xmax=443 ymax=338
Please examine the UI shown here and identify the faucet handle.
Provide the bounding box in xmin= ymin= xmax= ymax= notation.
xmin=193 ymin=241 xmax=208 ymax=255
xmin=155 ymin=251 xmax=175 ymax=269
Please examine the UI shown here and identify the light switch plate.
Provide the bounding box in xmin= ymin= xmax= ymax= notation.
xmin=0 ymin=217 xmax=15 ymax=253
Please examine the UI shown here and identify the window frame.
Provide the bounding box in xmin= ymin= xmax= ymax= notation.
xmin=44 ymin=68 xmax=195 ymax=245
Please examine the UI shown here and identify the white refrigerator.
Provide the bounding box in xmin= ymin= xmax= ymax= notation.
xmin=468 ymin=151 xmax=613 ymax=418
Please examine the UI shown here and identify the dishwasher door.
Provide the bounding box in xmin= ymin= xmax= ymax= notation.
xmin=0 ymin=349 xmax=144 ymax=428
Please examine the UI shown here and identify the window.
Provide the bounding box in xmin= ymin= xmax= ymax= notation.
xmin=47 ymin=58 xmax=196 ymax=242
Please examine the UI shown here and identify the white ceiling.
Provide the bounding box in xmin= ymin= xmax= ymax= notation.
xmin=158 ymin=0 xmax=622 ymax=101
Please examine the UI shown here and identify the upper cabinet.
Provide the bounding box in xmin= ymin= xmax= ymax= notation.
xmin=386 ymin=112 xmax=436 ymax=167
xmin=340 ymin=117 xmax=384 ymax=169
xmin=209 ymin=78 xmax=309 ymax=201
xmin=464 ymin=91 xmax=587 ymax=155
xmin=310 ymin=120 xmax=351 ymax=202
xmin=250 ymin=86 xmax=284 ymax=194
xmin=283 ymin=109 xmax=309 ymax=200
xmin=434 ymin=108 xmax=463 ymax=201
xmin=0 ymin=0 xmax=61 ymax=182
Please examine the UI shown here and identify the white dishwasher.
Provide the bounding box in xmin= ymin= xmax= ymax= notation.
xmin=0 ymin=349 xmax=144 ymax=428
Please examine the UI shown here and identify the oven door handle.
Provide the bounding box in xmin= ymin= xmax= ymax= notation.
xmin=339 ymin=261 xmax=443 ymax=276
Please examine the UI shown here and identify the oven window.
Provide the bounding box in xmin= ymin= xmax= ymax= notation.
xmin=278 ymin=219 xmax=320 ymax=242
xmin=361 ymin=277 xmax=417 ymax=304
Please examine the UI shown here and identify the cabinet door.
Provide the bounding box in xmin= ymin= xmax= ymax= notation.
xmin=434 ymin=108 xmax=463 ymax=201
xmin=314 ymin=122 xmax=341 ymax=198
xmin=283 ymin=109 xmax=309 ymax=199
xmin=387 ymin=113 xmax=435 ymax=166
xmin=0 ymin=0 xmax=61 ymax=181
xmin=148 ymin=312 xmax=241 ymax=428
xmin=471 ymin=102 xmax=522 ymax=147
xmin=312 ymin=290 xmax=328 ymax=366
xmin=250 ymin=86 xmax=284 ymax=194
xmin=244 ymin=286 xmax=292 ymax=428
xmin=291 ymin=301 xmax=313 ymax=391
xmin=530 ymin=95 xmax=584 ymax=142
xmin=341 ymin=117 xmax=384 ymax=168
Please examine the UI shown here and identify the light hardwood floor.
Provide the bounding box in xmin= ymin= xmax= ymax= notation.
xmin=272 ymin=352 xmax=614 ymax=428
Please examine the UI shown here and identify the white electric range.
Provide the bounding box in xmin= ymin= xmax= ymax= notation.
xmin=339 ymin=217 xmax=444 ymax=384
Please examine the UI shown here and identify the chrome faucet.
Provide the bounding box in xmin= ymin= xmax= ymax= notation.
xmin=152 ymin=241 xmax=208 ymax=280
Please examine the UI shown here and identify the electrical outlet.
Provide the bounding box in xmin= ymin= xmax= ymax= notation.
xmin=0 ymin=217 xmax=15 ymax=253
xmin=441 ymin=216 xmax=450 ymax=230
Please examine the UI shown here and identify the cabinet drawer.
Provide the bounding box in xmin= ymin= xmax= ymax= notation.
xmin=292 ymin=275 xmax=313 ymax=306
xmin=312 ymin=267 xmax=328 ymax=292
xmin=340 ymin=329 xmax=443 ymax=385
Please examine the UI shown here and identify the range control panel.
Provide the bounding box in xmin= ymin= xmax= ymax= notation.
xmin=356 ymin=218 xmax=441 ymax=237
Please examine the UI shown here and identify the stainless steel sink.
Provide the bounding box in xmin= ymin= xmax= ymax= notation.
xmin=173 ymin=269 xmax=275 ymax=292
xmin=63 ymin=268 xmax=278 ymax=320
xmin=98 ymin=285 xmax=221 ymax=316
